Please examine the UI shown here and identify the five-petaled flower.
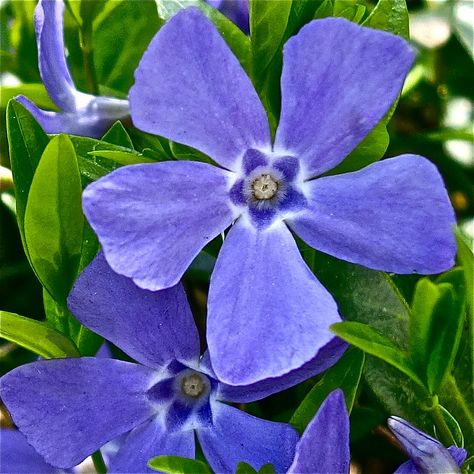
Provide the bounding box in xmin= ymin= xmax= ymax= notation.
xmin=82 ymin=8 xmax=456 ymax=387
xmin=388 ymin=417 xmax=467 ymax=474
xmin=16 ymin=0 xmax=129 ymax=138
xmin=0 ymin=254 xmax=317 ymax=473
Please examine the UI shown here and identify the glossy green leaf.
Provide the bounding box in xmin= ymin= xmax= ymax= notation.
xmin=87 ymin=150 xmax=154 ymax=165
xmin=335 ymin=4 xmax=366 ymax=23
xmin=236 ymin=462 xmax=258 ymax=474
xmin=331 ymin=321 xmax=424 ymax=387
xmin=290 ymin=347 xmax=365 ymax=434
xmin=250 ymin=0 xmax=292 ymax=77
xmin=148 ymin=456 xmax=211 ymax=474
xmin=0 ymin=310 xmax=79 ymax=359
xmin=363 ymin=0 xmax=409 ymax=39
xmin=6 ymin=99 xmax=49 ymax=256
xmin=94 ymin=0 xmax=163 ymax=93
xmin=410 ymin=274 xmax=466 ymax=394
xmin=157 ymin=0 xmax=252 ymax=75
xmin=24 ymin=134 xmax=84 ymax=303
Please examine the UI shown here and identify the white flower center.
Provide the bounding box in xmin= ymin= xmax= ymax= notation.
xmin=251 ymin=174 xmax=279 ymax=200
xmin=181 ymin=373 xmax=205 ymax=398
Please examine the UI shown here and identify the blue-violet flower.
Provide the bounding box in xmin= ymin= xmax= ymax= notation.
xmin=0 ymin=254 xmax=305 ymax=473
xmin=388 ymin=417 xmax=467 ymax=474
xmin=82 ymin=9 xmax=456 ymax=386
xmin=16 ymin=0 xmax=129 ymax=138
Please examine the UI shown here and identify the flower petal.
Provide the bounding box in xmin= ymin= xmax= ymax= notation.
xmin=275 ymin=18 xmax=414 ymax=178
xmin=34 ymin=0 xmax=77 ymax=111
xmin=394 ymin=460 xmax=421 ymax=474
xmin=197 ymin=403 xmax=298 ymax=473
xmin=129 ymin=7 xmax=270 ymax=171
xmin=0 ymin=429 xmax=57 ymax=473
xmin=207 ymin=0 xmax=250 ymax=34
xmin=207 ymin=219 xmax=342 ymax=385
xmin=290 ymin=155 xmax=456 ymax=274
xmin=83 ymin=161 xmax=235 ymax=291
xmin=15 ymin=95 xmax=128 ymax=138
xmin=388 ymin=417 xmax=461 ymax=473
xmin=288 ymin=390 xmax=350 ymax=474
xmin=109 ymin=418 xmax=195 ymax=473
xmin=210 ymin=338 xmax=347 ymax=403
xmin=0 ymin=359 xmax=155 ymax=468
xmin=68 ymin=253 xmax=200 ymax=368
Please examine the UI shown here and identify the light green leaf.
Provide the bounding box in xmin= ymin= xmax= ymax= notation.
xmin=101 ymin=121 xmax=134 ymax=149
xmin=87 ymin=150 xmax=154 ymax=165
xmin=0 ymin=310 xmax=79 ymax=359
xmin=148 ymin=456 xmax=212 ymax=474
xmin=24 ymin=134 xmax=84 ymax=303
xmin=290 ymin=347 xmax=364 ymax=435
xmin=0 ymin=84 xmax=56 ymax=109
xmin=331 ymin=321 xmax=424 ymax=388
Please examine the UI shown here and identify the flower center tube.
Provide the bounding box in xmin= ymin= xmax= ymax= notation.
xmin=181 ymin=373 xmax=206 ymax=398
xmin=251 ymin=174 xmax=279 ymax=200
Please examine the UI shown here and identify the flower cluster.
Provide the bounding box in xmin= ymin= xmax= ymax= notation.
xmin=0 ymin=0 xmax=465 ymax=473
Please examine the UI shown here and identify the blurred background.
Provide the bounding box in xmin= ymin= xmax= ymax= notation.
xmin=0 ymin=1 xmax=472 ymax=472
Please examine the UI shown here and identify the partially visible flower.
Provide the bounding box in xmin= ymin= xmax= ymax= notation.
xmin=0 ymin=254 xmax=336 ymax=473
xmin=16 ymin=0 xmax=129 ymax=138
xmin=206 ymin=0 xmax=249 ymax=34
xmin=388 ymin=416 xmax=467 ymax=473
xmin=83 ymin=9 xmax=456 ymax=386
xmin=288 ymin=389 xmax=350 ymax=474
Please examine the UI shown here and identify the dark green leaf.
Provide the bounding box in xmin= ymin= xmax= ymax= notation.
xmin=0 ymin=310 xmax=79 ymax=359
xmin=290 ymin=347 xmax=365 ymax=434
xmin=258 ymin=464 xmax=275 ymax=474
xmin=313 ymin=0 xmax=333 ymax=19
xmin=148 ymin=456 xmax=212 ymax=474
xmin=236 ymin=462 xmax=258 ymax=474
xmin=6 ymin=99 xmax=49 ymax=256
xmin=362 ymin=0 xmax=409 ymax=39
xmin=24 ymin=134 xmax=84 ymax=303
xmin=250 ymin=0 xmax=292 ymax=77
xmin=94 ymin=0 xmax=163 ymax=93
xmin=331 ymin=321 xmax=424 ymax=387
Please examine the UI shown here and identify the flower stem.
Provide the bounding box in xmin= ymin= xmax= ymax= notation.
xmin=92 ymin=450 xmax=107 ymax=474
xmin=430 ymin=399 xmax=457 ymax=447
xmin=80 ymin=21 xmax=99 ymax=95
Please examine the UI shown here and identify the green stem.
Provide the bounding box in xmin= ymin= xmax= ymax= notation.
xmin=80 ymin=23 xmax=99 ymax=95
xmin=92 ymin=451 xmax=107 ymax=474
xmin=431 ymin=402 xmax=457 ymax=447
xmin=444 ymin=375 xmax=474 ymax=433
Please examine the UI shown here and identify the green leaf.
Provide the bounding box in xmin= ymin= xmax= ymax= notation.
xmin=6 ymin=99 xmax=49 ymax=257
xmin=101 ymin=121 xmax=134 ymax=149
xmin=156 ymin=0 xmax=252 ymax=75
xmin=313 ymin=0 xmax=333 ymax=19
xmin=331 ymin=321 xmax=424 ymax=388
xmin=236 ymin=462 xmax=258 ymax=474
xmin=148 ymin=456 xmax=212 ymax=474
xmin=363 ymin=0 xmax=409 ymax=39
xmin=87 ymin=150 xmax=154 ymax=165
xmin=94 ymin=0 xmax=163 ymax=93
xmin=24 ymin=134 xmax=84 ymax=303
xmin=335 ymin=4 xmax=366 ymax=24
xmin=43 ymin=289 xmax=102 ymax=356
xmin=290 ymin=347 xmax=365 ymax=434
xmin=327 ymin=120 xmax=389 ymax=175
xmin=434 ymin=404 xmax=465 ymax=448
xmin=0 ymin=310 xmax=79 ymax=359
xmin=0 ymin=83 xmax=56 ymax=109
xmin=258 ymin=465 xmax=275 ymax=474
xmin=250 ymin=0 xmax=292 ymax=78
xmin=410 ymin=274 xmax=466 ymax=394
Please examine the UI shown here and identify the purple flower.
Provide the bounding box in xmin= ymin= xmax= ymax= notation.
xmin=388 ymin=417 xmax=467 ymax=473
xmin=206 ymin=0 xmax=249 ymax=33
xmin=82 ymin=9 xmax=456 ymax=386
xmin=288 ymin=390 xmax=350 ymax=474
xmin=16 ymin=0 xmax=129 ymax=138
xmin=0 ymin=254 xmax=309 ymax=473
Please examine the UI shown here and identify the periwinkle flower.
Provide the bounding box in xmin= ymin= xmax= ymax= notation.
xmin=82 ymin=9 xmax=456 ymax=386
xmin=0 ymin=254 xmax=313 ymax=473
xmin=288 ymin=389 xmax=350 ymax=474
xmin=388 ymin=417 xmax=467 ymax=474
xmin=16 ymin=0 xmax=129 ymax=138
